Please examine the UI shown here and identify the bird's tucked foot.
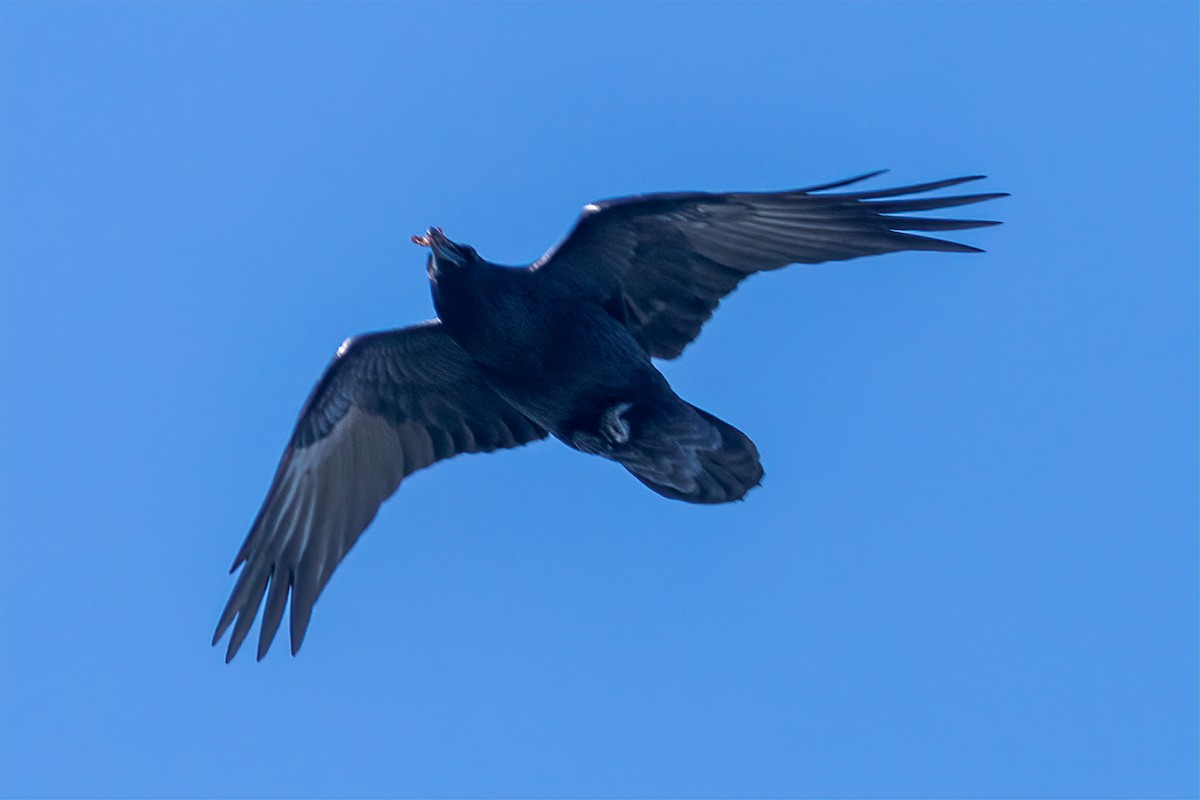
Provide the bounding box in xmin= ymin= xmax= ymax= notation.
xmin=600 ymin=402 xmax=633 ymax=444
xmin=570 ymin=401 xmax=635 ymax=455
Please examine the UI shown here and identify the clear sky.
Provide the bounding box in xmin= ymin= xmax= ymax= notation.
xmin=1 ymin=2 xmax=1196 ymax=797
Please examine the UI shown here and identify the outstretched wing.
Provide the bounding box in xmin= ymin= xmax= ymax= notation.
xmin=213 ymin=321 xmax=546 ymax=662
xmin=533 ymin=171 xmax=1007 ymax=359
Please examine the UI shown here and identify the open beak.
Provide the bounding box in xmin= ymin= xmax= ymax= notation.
xmin=411 ymin=226 xmax=445 ymax=250
xmin=413 ymin=227 xmax=458 ymax=278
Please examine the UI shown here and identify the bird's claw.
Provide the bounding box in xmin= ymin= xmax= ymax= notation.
xmin=601 ymin=402 xmax=634 ymax=445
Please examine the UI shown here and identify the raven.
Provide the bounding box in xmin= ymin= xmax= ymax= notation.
xmin=214 ymin=171 xmax=1005 ymax=661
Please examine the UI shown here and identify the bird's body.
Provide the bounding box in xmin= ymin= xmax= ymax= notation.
xmin=430 ymin=251 xmax=754 ymax=502
xmin=214 ymin=171 xmax=1007 ymax=661
xmin=432 ymin=260 xmax=640 ymax=430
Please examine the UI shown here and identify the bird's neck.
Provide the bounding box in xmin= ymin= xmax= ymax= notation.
xmin=432 ymin=262 xmax=528 ymax=357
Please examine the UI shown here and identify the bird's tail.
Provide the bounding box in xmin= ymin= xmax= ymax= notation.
xmin=619 ymin=401 xmax=763 ymax=504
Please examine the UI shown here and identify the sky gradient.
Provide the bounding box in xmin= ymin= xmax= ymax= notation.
xmin=1 ymin=2 xmax=1197 ymax=797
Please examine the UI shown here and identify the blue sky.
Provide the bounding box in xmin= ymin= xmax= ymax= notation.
xmin=1 ymin=2 xmax=1196 ymax=797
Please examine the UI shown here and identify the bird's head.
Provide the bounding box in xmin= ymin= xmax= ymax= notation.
xmin=411 ymin=227 xmax=476 ymax=281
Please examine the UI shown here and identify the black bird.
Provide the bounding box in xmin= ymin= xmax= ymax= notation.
xmin=214 ymin=171 xmax=1006 ymax=661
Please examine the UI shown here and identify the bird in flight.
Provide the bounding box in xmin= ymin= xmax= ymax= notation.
xmin=214 ymin=170 xmax=1006 ymax=661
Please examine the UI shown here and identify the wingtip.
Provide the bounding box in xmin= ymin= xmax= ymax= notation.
xmin=935 ymin=174 xmax=988 ymax=187
xmin=289 ymin=614 xmax=309 ymax=656
xmin=950 ymin=190 xmax=1008 ymax=203
xmin=856 ymin=168 xmax=889 ymax=181
xmin=216 ymin=611 xmax=250 ymax=662
xmin=801 ymin=169 xmax=890 ymax=193
xmin=211 ymin=613 xmax=233 ymax=648
xmin=288 ymin=612 xmax=310 ymax=657
xmin=228 ymin=548 xmax=250 ymax=574
xmin=213 ymin=614 xmax=275 ymax=663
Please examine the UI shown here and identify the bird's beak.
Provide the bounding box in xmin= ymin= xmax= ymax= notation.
xmin=411 ymin=226 xmax=446 ymax=250
xmin=426 ymin=227 xmax=452 ymax=259
xmin=413 ymin=227 xmax=458 ymax=267
xmin=413 ymin=227 xmax=459 ymax=279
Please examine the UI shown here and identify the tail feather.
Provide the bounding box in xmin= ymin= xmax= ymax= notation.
xmin=622 ymin=402 xmax=763 ymax=504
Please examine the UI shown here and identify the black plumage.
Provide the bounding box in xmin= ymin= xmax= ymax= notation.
xmin=213 ymin=171 xmax=1006 ymax=661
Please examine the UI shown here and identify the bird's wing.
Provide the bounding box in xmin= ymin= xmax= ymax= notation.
xmin=533 ymin=171 xmax=1007 ymax=359
xmin=213 ymin=320 xmax=546 ymax=662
